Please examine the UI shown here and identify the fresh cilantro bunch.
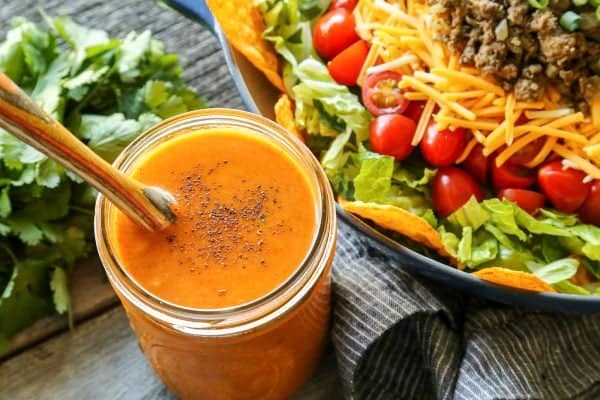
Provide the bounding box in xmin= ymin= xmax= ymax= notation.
xmin=0 ymin=15 xmax=206 ymax=351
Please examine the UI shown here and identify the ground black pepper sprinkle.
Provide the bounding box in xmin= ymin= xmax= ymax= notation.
xmin=164 ymin=160 xmax=284 ymax=272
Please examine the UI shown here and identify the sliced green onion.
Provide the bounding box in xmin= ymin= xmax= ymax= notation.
xmin=597 ymin=5 xmax=600 ymax=20
xmin=529 ymin=0 xmax=549 ymax=8
xmin=591 ymin=0 xmax=600 ymax=6
xmin=561 ymin=11 xmax=582 ymax=31
xmin=573 ymin=0 xmax=588 ymax=5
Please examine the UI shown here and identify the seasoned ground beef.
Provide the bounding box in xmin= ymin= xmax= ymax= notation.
xmin=428 ymin=0 xmax=600 ymax=111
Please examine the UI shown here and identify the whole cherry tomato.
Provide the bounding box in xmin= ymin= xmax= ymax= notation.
xmin=538 ymin=160 xmax=590 ymax=213
xmin=328 ymin=40 xmax=369 ymax=86
xmin=491 ymin=161 xmax=536 ymax=190
xmin=329 ymin=0 xmax=358 ymax=11
xmin=404 ymin=100 xmax=427 ymax=123
xmin=515 ymin=114 xmax=529 ymax=125
xmin=462 ymin=144 xmax=489 ymax=184
xmin=361 ymin=71 xmax=408 ymax=116
xmin=313 ymin=9 xmax=360 ymax=60
xmin=432 ymin=167 xmax=484 ymax=217
xmin=506 ymin=138 xmax=545 ymax=166
xmin=499 ymin=189 xmax=546 ymax=215
xmin=369 ymin=114 xmax=417 ymax=161
xmin=420 ymin=124 xmax=467 ymax=167
xmin=579 ymin=181 xmax=600 ymax=225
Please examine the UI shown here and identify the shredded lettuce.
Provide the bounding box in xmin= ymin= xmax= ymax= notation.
xmin=256 ymin=0 xmax=371 ymax=185
xmin=293 ymin=59 xmax=371 ymax=139
xmin=447 ymin=196 xmax=489 ymax=230
xmin=353 ymin=153 xmax=395 ymax=203
xmin=255 ymin=0 xmax=329 ymax=91
xmin=526 ymin=258 xmax=579 ymax=284
xmin=350 ymin=151 xmax=437 ymax=223
xmin=440 ymin=198 xmax=600 ymax=289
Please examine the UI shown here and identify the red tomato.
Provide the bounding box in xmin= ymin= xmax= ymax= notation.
xmin=579 ymin=181 xmax=600 ymax=225
xmin=404 ymin=101 xmax=426 ymax=123
xmin=499 ymin=189 xmax=546 ymax=215
xmin=491 ymin=161 xmax=536 ymax=190
xmin=433 ymin=167 xmax=484 ymax=217
xmin=515 ymin=114 xmax=529 ymax=125
xmin=538 ymin=160 xmax=590 ymax=213
xmin=506 ymin=138 xmax=545 ymax=166
xmin=369 ymin=114 xmax=417 ymax=161
xmin=361 ymin=71 xmax=408 ymax=116
xmin=462 ymin=144 xmax=489 ymax=184
xmin=420 ymin=124 xmax=467 ymax=167
xmin=328 ymin=40 xmax=369 ymax=86
xmin=329 ymin=0 xmax=358 ymax=11
xmin=313 ymin=9 xmax=359 ymax=60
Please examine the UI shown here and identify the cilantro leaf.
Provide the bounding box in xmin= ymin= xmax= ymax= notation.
xmin=0 ymin=260 xmax=54 ymax=349
xmin=50 ymin=267 xmax=70 ymax=316
xmin=79 ymin=114 xmax=142 ymax=162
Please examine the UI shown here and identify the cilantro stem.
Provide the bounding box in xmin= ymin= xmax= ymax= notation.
xmin=70 ymin=205 xmax=93 ymax=216
xmin=0 ymin=243 xmax=17 ymax=265
xmin=70 ymin=83 xmax=101 ymax=116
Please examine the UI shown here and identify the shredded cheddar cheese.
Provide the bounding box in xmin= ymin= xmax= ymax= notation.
xmin=354 ymin=0 xmax=599 ymax=179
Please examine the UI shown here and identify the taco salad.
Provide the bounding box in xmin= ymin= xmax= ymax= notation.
xmin=208 ymin=0 xmax=600 ymax=294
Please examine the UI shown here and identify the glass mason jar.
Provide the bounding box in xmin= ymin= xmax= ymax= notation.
xmin=94 ymin=109 xmax=337 ymax=399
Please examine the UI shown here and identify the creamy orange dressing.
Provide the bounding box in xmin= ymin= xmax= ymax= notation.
xmin=100 ymin=118 xmax=335 ymax=399
xmin=110 ymin=128 xmax=317 ymax=308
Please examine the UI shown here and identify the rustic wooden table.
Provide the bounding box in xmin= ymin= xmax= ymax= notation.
xmin=0 ymin=1 xmax=342 ymax=398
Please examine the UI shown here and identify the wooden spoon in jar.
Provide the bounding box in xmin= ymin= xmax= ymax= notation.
xmin=0 ymin=72 xmax=176 ymax=231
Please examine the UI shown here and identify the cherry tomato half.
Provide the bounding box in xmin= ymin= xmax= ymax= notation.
xmin=499 ymin=189 xmax=546 ymax=215
xmin=404 ymin=100 xmax=426 ymax=123
xmin=579 ymin=181 xmax=600 ymax=225
xmin=313 ymin=9 xmax=359 ymax=60
xmin=420 ymin=124 xmax=466 ymax=167
xmin=328 ymin=40 xmax=369 ymax=86
xmin=329 ymin=0 xmax=358 ymax=11
xmin=433 ymin=167 xmax=484 ymax=217
xmin=491 ymin=161 xmax=536 ymax=190
xmin=538 ymin=160 xmax=590 ymax=213
xmin=462 ymin=144 xmax=489 ymax=184
xmin=361 ymin=71 xmax=408 ymax=116
xmin=369 ymin=114 xmax=417 ymax=161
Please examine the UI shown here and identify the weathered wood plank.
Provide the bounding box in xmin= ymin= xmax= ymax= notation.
xmin=0 ymin=306 xmax=343 ymax=399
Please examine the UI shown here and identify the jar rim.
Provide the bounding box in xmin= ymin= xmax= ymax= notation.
xmin=94 ymin=109 xmax=337 ymax=336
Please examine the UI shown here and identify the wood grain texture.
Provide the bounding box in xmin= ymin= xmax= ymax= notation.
xmin=0 ymin=307 xmax=343 ymax=400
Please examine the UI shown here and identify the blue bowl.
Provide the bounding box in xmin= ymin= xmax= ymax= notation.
xmin=158 ymin=0 xmax=600 ymax=313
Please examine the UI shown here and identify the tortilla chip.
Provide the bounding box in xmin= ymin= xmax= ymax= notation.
xmin=339 ymin=199 xmax=453 ymax=260
xmin=274 ymin=95 xmax=304 ymax=142
xmin=207 ymin=0 xmax=285 ymax=92
xmin=473 ymin=268 xmax=556 ymax=293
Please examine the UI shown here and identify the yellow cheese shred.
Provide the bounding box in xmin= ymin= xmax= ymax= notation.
xmin=355 ymin=0 xmax=597 ymax=176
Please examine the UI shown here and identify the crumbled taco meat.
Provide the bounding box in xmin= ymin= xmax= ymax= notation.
xmin=427 ymin=0 xmax=600 ymax=110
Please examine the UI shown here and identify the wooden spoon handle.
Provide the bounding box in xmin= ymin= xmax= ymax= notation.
xmin=0 ymin=72 xmax=174 ymax=231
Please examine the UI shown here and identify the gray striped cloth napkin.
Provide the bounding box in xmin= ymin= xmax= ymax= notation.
xmin=332 ymin=222 xmax=600 ymax=400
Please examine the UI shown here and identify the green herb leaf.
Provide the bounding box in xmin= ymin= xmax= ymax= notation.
xmin=50 ymin=267 xmax=70 ymax=316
